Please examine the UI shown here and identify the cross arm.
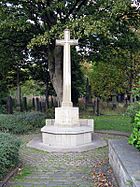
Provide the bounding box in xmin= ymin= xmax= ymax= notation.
xmin=69 ymin=39 xmax=78 ymax=46
xmin=56 ymin=39 xmax=65 ymax=46
xmin=56 ymin=39 xmax=78 ymax=46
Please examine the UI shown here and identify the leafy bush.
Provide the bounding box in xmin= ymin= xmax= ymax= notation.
xmin=0 ymin=112 xmax=46 ymax=134
xmin=128 ymin=111 xmax=140 ymax=151
xmin=125 ymin=102 xmax=140 ymax=122
xmin=46 ymin=108 xmax=55 ymax=119
xmin=0 ymin=133 xmax=21 ymax=180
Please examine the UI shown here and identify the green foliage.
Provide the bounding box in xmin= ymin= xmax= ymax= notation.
xmin=0 ymin=132 xmax=21 ymax=180
xmin=10 ymin=79 xmax=45 ymax=97
xmin=71 ymin=49 xmax=85 ymax=104
xmin=13 ymin=165 xmax=32 ymax=181
xmin=90 ymin=63 xmax=127 ymax=99
xmin=128 ymin=111 xmax=140 ymax=151
xmin=46 ymin=108 xmax=55 ymax=119
xmin=0 ymin=82 xmax=9 ymax=114
xmin=0 ymin=104 xmax=7 ymax=114
xmin=0 ymin=112 xmax=46 ymax=134
xmin=126 ymin=79 xmax=140 ymax=122
xmin=0 ymin=0 xmax=140 ymax=101
xmin=132 ymin=80 xmax=140 ymax=97
xmin=125 ymin=102 xmax=140 ymax=122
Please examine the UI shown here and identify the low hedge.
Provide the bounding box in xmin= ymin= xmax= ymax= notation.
xmin=0 ymin=133 xmax=21 ymax=180
xmin=128 ymin=111 xmax=140 ymax=151
xmin=0 ymin=112 xmax=46 ymax=134
xmin=125 ymin=102 xmax=140 ymax=122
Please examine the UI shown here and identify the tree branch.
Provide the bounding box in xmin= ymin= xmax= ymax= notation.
xmin=65 ymin=0 xmax=88 ymax=20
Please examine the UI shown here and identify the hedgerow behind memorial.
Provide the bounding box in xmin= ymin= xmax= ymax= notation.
xmin=0 ymin=112 xmax=46 ymax=134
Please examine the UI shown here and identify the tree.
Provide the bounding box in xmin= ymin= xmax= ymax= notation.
xmin=0 ymin=1 xmax=34 ymax=110
xmin=71 ymin=49 xmax=84 ymax=105
xmin=89 ymin=62 xmax=128 ymax=99
xmin=0 ymin=0 xmax=140 ymax=105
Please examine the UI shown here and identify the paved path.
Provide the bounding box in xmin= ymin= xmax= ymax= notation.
xmin=7 ymin=133 xmax=124 ymax=187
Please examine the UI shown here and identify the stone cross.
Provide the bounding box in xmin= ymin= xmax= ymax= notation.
xmin=56 ymin=29 xmax=78 ymax=107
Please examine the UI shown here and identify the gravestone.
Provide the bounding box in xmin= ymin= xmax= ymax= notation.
xmin=36 ymin=97 xmax=40 ymax=111
xmin=112 ymin=93 xmax=117 ymax=110
xmin=92 ymin=97 xmax=96 ymax=115
xmin=7 ymin=96 xmax=13 ymax=114
xmin=39 ymin=101 xmax=42 ymax=112
xmin=85 ymin=77 xmax=91 ymax=107
xmin=42 ymin=101 xmax=46 ymax=113
xmin=95 ymin=97 xmax=100 ymax=116
xmin=23 ymin=97 xmax=27 ymax=111
xmin=32 ymin=97 xmax=35 ymax=110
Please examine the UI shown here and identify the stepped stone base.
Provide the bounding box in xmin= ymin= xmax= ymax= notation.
xmin=40 ymin=119 xmax=94 ymax=150
xmin=27 ymin=133 xmax=107 ymax=152
xmin=27 ymin=107 xmax=107 ymax=152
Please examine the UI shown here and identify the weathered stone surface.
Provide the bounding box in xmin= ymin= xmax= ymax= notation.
xmin=40 ymin=29 xmax=95 ymax=152
xmin=40 ymin=119 xmax=94 ymax=151
xmin=27 ymin=133 xmax=107 ymax=152
xmin=55 ymin=107 xmax=79 ymax=127
xmin=109 ymin=139 xmax=140 ymax=187
xmin=56 ymin=29 xmax=78 ymax=107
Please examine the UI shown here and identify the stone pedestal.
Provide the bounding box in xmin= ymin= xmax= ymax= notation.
xmin=27 ymin=29 xmax=107 ymax=152
xmin=40 ymin=105 xmax=94 ymax=151
xmin=55 ymin=107 xmax=79 ymax=127
xmin=41 ymin=119 xmax=93 ymax=149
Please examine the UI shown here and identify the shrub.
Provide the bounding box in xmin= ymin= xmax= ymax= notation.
xmin=125 ymin=102 xmax=140 ymax=122
xmin=0 ymin=133 xmax=21 ymax=180
xmin=128 ymin=111 xmax=140 ymax=151
xmin=16 ymin=112 xmax=46 ymax=128
xmin=46 ymin=108 xmax=55 ymax=119
xmin=0 ymin=112 xmax=46 ymax=134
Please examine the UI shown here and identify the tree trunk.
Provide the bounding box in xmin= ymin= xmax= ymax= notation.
xmin=95 ymin=97 xmax=100 ymax=116
xmin=48 ymin=43 xmax=63 ymax=106
xmin=44 ymin=67 xmax=49 ymax=109
xmin=16 ymin=67 xmax=22 ymax=111
xmin=45 ymin=81 xmax=49 ymax=108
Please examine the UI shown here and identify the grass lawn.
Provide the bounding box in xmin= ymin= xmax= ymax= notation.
xmin=94 ymin=115 xmax=132 ymax=132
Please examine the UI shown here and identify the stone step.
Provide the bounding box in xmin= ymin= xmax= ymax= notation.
xmin=7 ymin=182 xmax=36 ymax=187
xmin=14 ymin=176 xmax=83 ymax=183
xmin=24 ymin=176 xmax=69 ymax=181
xmin=23 ymin=172 xmax=84 ymax=179
xmin=7 ymin=181 xmax=77 ymax=187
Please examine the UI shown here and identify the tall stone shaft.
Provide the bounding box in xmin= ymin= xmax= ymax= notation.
xmin=56 ymin=29 xmax=78 ymax=107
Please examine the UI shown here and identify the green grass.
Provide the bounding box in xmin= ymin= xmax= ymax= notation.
xmin=13 ymin=165 xmax=32 ymax=181
xmin=94 ymin=115 xmax=132 ymax=132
